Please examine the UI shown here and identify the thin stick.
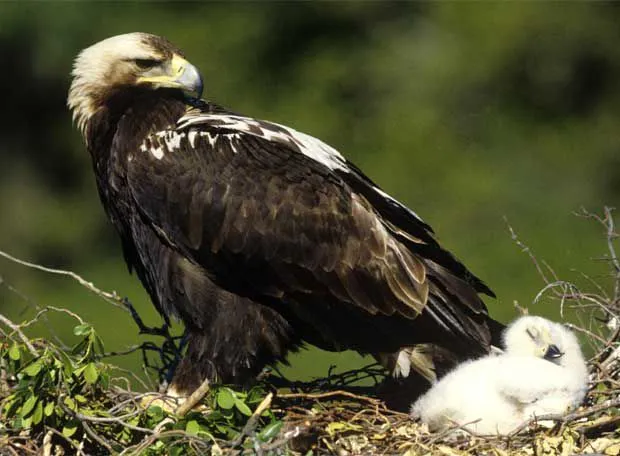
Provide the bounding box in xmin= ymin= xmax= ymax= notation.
xmin=507 ymin=397 xmax=620 ymax=437
xmin=232 ymin=392 xmax=273 ymax=447
xmin=505 ymin=218 xmax=550 ymax=284
xmin=174 ymin=377 xmax=210 ymax=417
xmin=426 ymin=418 xmax=483 ymax=443
xmin=0 ymin=249 xmax=127 ymax=312
xmin=59 ymin=400 xmax=154 ymax=435
xmin=81 ymin=420 xmax=115 ymax=454
xmin=21 ymin=306 xmax=86 ymax=330
xmin=0 ymin=313 xmax=38 ymax=356
xmin=44 ymin=426 xmax=87 ymax=456
xmin=259 ymin=425 xmax=302 ymax=452
xmin=278 ymin=389 xmax=381 ymax=404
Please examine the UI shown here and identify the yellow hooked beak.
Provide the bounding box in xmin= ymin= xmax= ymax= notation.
xmin=136 ymin=54 xmax=203 ymax=98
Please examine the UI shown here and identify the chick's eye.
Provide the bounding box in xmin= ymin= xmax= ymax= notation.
xmin=134 ymin=59 xmax=161 ymax=70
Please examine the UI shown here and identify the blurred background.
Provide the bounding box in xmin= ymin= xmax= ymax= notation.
xmin=0 ymin=2 xmax=618 ymax=384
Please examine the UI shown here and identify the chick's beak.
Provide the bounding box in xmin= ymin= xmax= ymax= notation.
xmin=137 ymin=54 xmax=203 ymax=98
xmin=544 ymin=344 xmax=563 ymax=360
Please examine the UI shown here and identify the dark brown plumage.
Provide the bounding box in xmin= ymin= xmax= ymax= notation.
xmin=68 ymin=33 xmax=503 ymax=397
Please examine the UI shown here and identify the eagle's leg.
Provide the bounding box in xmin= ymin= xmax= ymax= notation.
xmin=148 ymin=299 xmax=300 ymax=413
xmin=166 ymin=330 xmax=219 ymax=398
xmin=140 ymin=331 xmax=216 ymax=413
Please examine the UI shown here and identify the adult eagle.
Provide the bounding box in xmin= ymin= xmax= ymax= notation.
xmin=68 ymin=33 xmax=502 ymax=398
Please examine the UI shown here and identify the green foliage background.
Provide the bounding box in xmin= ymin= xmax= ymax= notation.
xmin=0 ymin=3 xmax=618 ymax=383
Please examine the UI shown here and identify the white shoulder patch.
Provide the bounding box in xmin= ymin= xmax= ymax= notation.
xmin=139 ymin=130 xmax=187 ymax=160
xmin=177 ymin=113 xmax=347 ymax=171
xmin=175 ymin=111 xmax=429 ymax=227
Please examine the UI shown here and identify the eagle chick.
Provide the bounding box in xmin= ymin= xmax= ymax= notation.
xmin=410 ymin=316 xmax=588 ymax=435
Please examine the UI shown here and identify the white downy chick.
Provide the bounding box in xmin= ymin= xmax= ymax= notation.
xmin=410 ymin=316 xmax=588 ymax=435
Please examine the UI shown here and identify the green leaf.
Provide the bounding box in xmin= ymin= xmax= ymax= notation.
xmin=326 ymin=421 xmax=362 ymax=436
xmin=64 ymin=396 xmax=76 ymax=411
xmin=169 ymin=445 xmax=184 ymax=456
xmin=32 ymin=400 xmax=43 ymax=425
xmin=73 ymin=324 xmax=91 ymax=336
xmin=56 ymin=349 xmax=74 ymax=375
xmin=12 ymin=416 xmax=23 ymax=430
xmin=44 ymin=401 xmax=55 ymax=417
xmin=99 ymin=371 xmax=110 ymax=389
xmin=247 ymin=387 xmax=268 ymax=406
xmin=23 ymin=361 xmax=42 ymax=377
xmin=258 ymin=420 xmax=283 ymax=441
xmin=147 ymin=405 xmax=164 ymax=422
xmin=21 ymin=415 xmax=32 ymax=429
xmin=83 ymin=362 xmax=98 ymax=384
xmin=3 ymin=397 xmax=17 ymax=417
xmin=8 ymin=343 xmax=20 ymax=361
xmin=74 ymin=394 xmax=87 ymax=404
xmin=20 ymin=394 xmax=37 ymax=417
xmin=216 ymin=389 xmax=235 ymax=410
xmin=62 ymin=419 xmax=78 ymax=438
xmin=94 ymin=334 xmax=105 ymax=355
xmin=185 ymin=419 xmax=200 ymax=436
xmin=234 ymin=398 xmax=252 ymax=416
xmin=71 ymin=340 xmax=88 ymax=357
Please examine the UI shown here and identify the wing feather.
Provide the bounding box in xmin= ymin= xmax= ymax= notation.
xmin=125 ymin=105 xmax=496 ymax=354
xmin=128 ymin=125 xmax=430 ymax=320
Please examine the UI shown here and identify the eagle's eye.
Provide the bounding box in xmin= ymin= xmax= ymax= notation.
xmin=134 ymin=58 xmax=161 ymax=70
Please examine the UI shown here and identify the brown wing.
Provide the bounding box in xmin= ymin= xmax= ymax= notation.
xmin=127 ymin=127 xmax=431 ymax=320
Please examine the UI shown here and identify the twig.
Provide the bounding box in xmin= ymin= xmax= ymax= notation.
xmin=58 ymin=399 xmax=154 ymax=436
xmin=81 ymin=420 xmax=116 ymax=454
xmin=576 ymin=207 xmax=619 ymax=303
xmin=564 ymin=323 xmax=608 ymax=345
xmin=0 ymin=277 xmax=67 ymax=348
xmin=174 ymin=377 xmax=210 ymax=417
xmin=505 ymin=218 xmax=550 ymax=284
xmin=507 ymin=397 xmax=620 ymax=437
xmin=42 ymin=430 xmax=53 ymax=456
xmin=0 ymin=313 xmax=38 ymax=356
xmin=65 ymin=409 xmax=143 ymax=424
xmin=44 ymin=426 xmax=87 ymax=456
xmin=21 ymin=306 xmax=85 ymax=330
xmin=278 ymin=389 xmax=381 ymax=404
xmin=119 ymin=429 xmax=211 ymax=456
xmin=1 ymin=248 xmax=185 ymax=389
xmin=259 ymin=425 xmax=302 ymax=452
xmin=426 ymin=418 xmax=483 ymax=443
xmin=0 ymin=249 xmax=128 ymax=312
xmin=231 ymin=392 xmax=273 ymax=447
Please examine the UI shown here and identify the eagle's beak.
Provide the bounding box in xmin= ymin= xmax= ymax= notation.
xmin=137 ymin=54 xmax=203 ymax=98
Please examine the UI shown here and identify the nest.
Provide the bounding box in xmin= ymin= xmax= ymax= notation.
xmin=1 ymin=207 xmax=619 ymax=455
xmin=268 ymin=374 xmax=619 ymax=455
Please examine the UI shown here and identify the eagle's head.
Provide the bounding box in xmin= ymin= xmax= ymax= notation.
xmin=68 ymin=32 xmax=203 ymax=135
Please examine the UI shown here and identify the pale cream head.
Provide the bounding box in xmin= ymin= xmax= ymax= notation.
xmin=67 ymin=32 xmax=202 ymax=136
